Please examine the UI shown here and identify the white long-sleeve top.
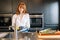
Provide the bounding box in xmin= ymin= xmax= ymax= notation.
xmin=12 ymin=13 xmax=30 ymax=29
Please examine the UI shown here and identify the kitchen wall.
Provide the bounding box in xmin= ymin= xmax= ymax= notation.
xmin=0 ymin=0 xmax=59 ymax=30
xmin=26 ymin=0 xmax=59 ymax=25
xmin=40 ymin=0 xmax=59 ymax=30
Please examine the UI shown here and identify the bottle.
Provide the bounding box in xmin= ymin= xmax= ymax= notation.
xmin=16 ymin=26 xmax=20 ymax=31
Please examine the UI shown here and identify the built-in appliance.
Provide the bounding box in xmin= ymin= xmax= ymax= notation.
xmin=0 ymin=14 xmax=12 ymax=32
xmin=0 ymin=14 xmax=12 ymax=26
xmin=29 ymin=13 xmax=44 ymax=31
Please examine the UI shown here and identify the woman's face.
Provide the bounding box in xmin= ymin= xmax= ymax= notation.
xmin=19 ymin=5 xmax=24 ymax=13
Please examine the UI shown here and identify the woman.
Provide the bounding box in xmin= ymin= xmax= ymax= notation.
xmin=12 ymin=2 xmax=30 ymax=32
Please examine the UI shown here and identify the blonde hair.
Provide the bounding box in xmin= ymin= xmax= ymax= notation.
xmin=16 ymin=2 xmax=28 ymax=15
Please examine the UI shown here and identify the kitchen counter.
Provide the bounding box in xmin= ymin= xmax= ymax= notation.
xmin=37 ymin=31 xmax=60 ymax=39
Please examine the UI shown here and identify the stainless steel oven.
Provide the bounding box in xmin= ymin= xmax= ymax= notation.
xmin=0 ymin=14 xmax=12 ymax=32
xmin=0 ymin=14 xmax=12 ymax=26
xmin=30 ymin=13 xmax=44 ymax=30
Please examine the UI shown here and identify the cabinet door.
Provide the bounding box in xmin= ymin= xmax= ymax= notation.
xmin=0 ymin=0 xmax=12 ymax=13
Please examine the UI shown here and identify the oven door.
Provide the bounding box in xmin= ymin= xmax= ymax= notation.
xmin=30 ymin=18 xmax=42 ymax=28
xmin=0 ymin=17 xmax=11 ymax=26
xmin=29 ymin=14 xmax=44 ymax=31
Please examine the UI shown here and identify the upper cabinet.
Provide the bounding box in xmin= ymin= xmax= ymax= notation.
xmin=0 ymin=0 xmax=43 ymax=13
xmin=0 ymin=0 xmax=58 ymax=14
xmin=0 ymin=0 xmax=12 ymax=13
